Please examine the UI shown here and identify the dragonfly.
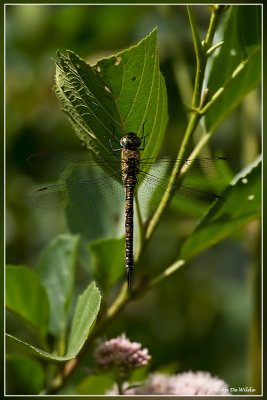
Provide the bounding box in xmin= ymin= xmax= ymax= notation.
xmin=27 ymin=126 xmax=227 ymax=286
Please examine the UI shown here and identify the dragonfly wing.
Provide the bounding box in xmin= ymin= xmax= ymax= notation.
xmin=29 ymin=183 xmax=70 ymax=210
xmin=139 ymin=156 xmax=228 ymax=181
xmin=137 ymin=171 xmax=222 ymax=217
xmin=168 ymin=185 xmax=221 ymax=216
xmin=27 ymin=153 xmax=121 ymax=182
xmin=29 ymin=167 xmax=124 ymax=213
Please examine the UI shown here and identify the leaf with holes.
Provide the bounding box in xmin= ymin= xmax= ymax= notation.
xmin=54 ymin=27 xmax=168 ymax=179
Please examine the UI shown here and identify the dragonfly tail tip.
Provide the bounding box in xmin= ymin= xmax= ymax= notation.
xmin=127 ymin=270 xmax=133 ymax=287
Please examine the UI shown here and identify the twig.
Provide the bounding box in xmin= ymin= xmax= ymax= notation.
xmin=187 ymin=5 xmax=205 ymax=108
xmin=143 ymin=5 xmax=226 ymax=245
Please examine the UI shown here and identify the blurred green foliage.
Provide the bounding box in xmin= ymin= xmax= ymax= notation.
xmin=6 ymin=4 xmax=261 ymax=395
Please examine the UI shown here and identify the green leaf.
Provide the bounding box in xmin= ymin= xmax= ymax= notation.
xmin=37 ymin=235 xmax=79 ymax=340
xmin=6 ymin=265 xmax=49 ymax=340
xmin=54 ymin=27 xmax=168 ymax=179
xmin=6 ymin=334 xmax=71 ymax=362
xmin=6 ymin=282 xmax=101 ymax=362
xmin=6 ymin=354 xmax=45 ymax=395
xmin=204 ymin=5 xmax=261 ymax=132
xmin=66 ymin=281 xmax=101 ymax=358
xmin=77 ymin=374 xmax=114 ymax=395
xmin=180 ymin=156 xmax=261 ymax=260
xmin=90 ymin=237 xmax=125 ymax=291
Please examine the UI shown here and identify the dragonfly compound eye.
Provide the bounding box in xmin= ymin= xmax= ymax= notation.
xmin=120 ymin=133 xmax=141 ymax=149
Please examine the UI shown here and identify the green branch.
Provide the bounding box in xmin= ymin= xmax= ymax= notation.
xmin=144 ymin=112 xmax=201 ymax=244
xmin=188 ymin=5 xmax=226 ymax=108
xmin=146 ymin=259 xmax=185 ymax=289
xmin=143 ymin=6 xmax=226 ymax=247
xmin=187 ymin=5 xmax=205 ymax=108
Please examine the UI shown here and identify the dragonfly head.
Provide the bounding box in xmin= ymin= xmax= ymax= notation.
xmin=120 ymin=133 xmax=141 ymax=149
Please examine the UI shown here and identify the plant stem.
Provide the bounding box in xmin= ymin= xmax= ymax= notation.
xmin=145 ymin=112 xmax=201 ymax=244
xmin=144 ymin=6 xmax=226 ymax=246
xmin=187 ymin=5 xmax=205 ymax=108
xmin=182 ymin=132 xmax=212 ymax=175
xmin=205 ymin=6 xmax=225 ymax=50
xmin=117 ymin=381 xmax=124 ymax=395
xmin=159 ymin=5 xmax=193 ymax=106
xmin=188 ymin=5 xmax=225 ymax=108
xmin=147 ymin=259 xmax=185 ymax=289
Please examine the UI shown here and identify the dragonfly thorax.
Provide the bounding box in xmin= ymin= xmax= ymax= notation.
xmin=120 ymin=133 xmax=141 ymax=149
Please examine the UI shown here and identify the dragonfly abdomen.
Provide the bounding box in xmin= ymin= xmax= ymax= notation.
xmin=125 ymin=185 xmax=135 ymax=286
xmin=121 ymin=148 xmax=140 ymax=286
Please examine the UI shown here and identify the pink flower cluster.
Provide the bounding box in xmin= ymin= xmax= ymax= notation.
xmin=94 ymin=334 xmax=151 ymax=378
xmin=107 ymin=371 xmax=230 ymax=395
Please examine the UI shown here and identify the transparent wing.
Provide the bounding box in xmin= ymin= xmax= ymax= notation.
xmin=27 ymin=152 xmax=122 ymax=181
xmin=136 ymin=170 xmax=223 ymax=217
xmin=27 ymin=153 xmax=227 ymax=217
xmin=29 ymin=167 xmax=124 ymax=212
xmin=27 ymin=153 xmax=227 ymax=179
xmin=30 ymin=182 xmax=70 ymax=210
xmin=139 ymin=156 xmax=228 ymax=180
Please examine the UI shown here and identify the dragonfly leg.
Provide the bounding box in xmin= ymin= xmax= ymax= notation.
xmin=139 ymin=119 xmax=148 ymax=150
xmin=105 ymin=125 xmax=122 ymax=151
xmin=140 ymin=119 xmax=147 ymax=139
